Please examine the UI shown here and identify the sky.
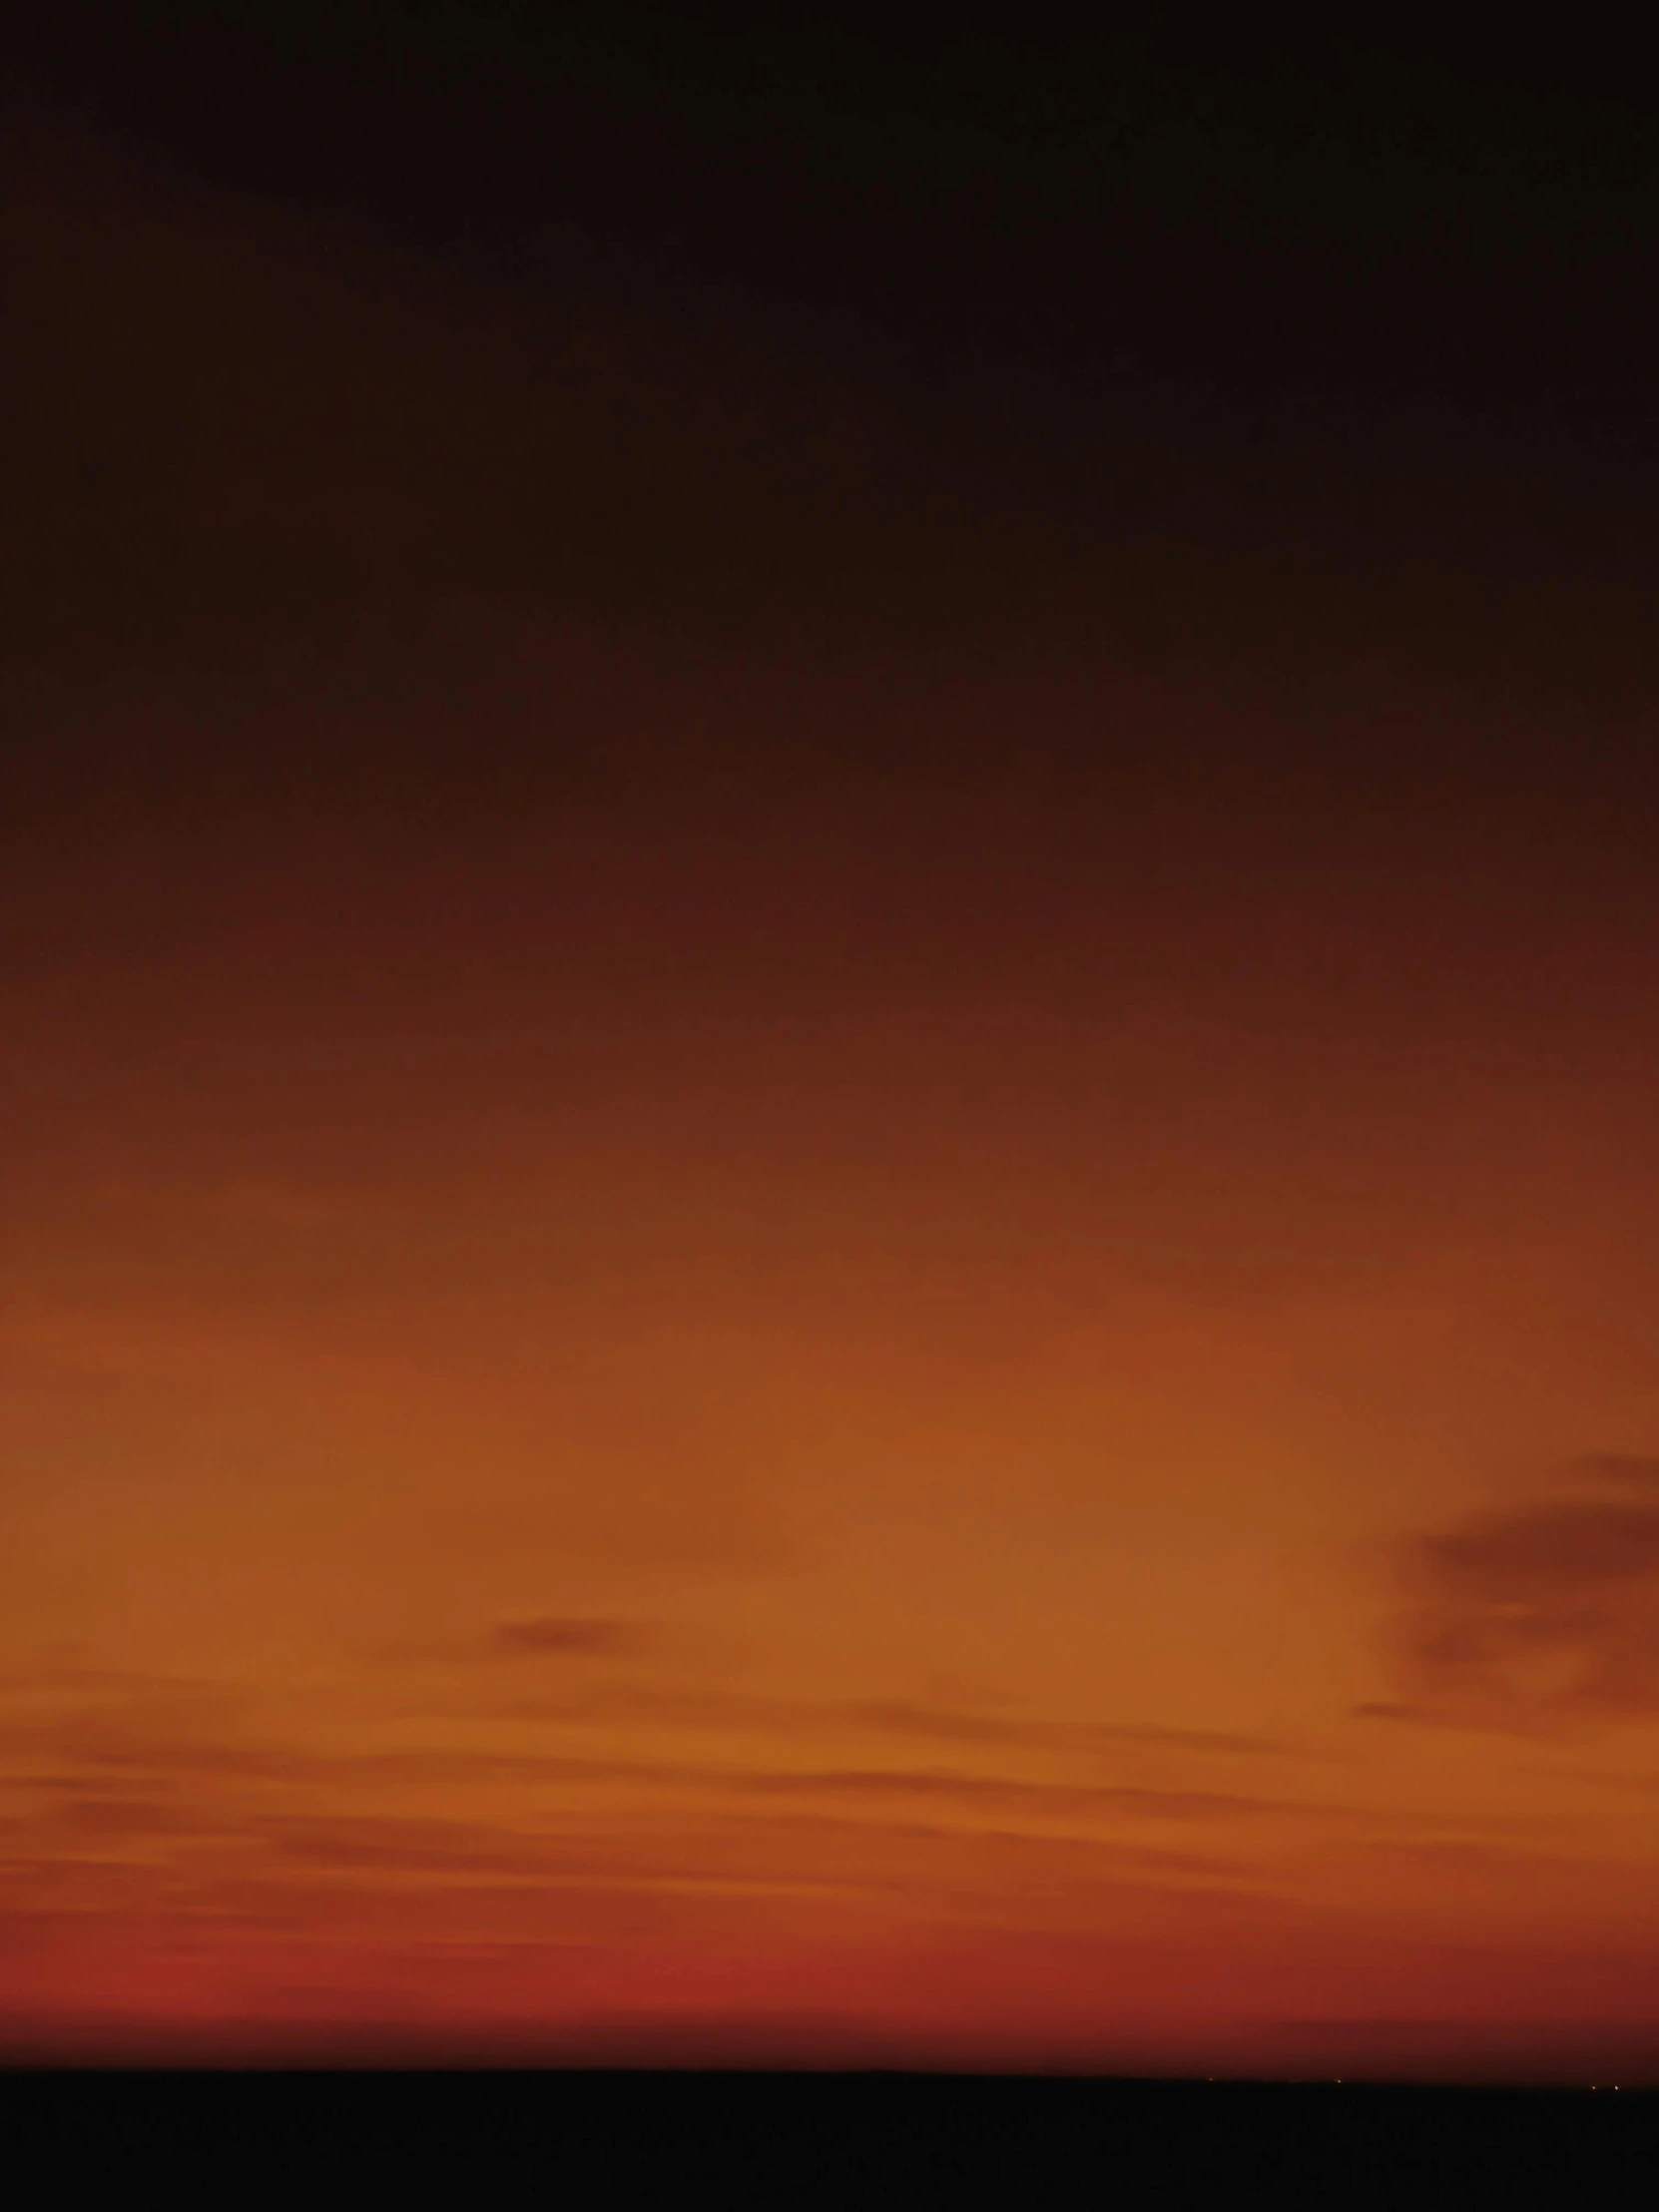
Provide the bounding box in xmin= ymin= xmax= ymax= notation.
xmin=4 ymin=6 xmax=1659 ymax=2079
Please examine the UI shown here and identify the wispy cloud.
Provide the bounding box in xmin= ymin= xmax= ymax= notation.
xmin=837 ymin=1700 xmax=1296 ymax=1760
xmin=0 ymin=1681 xmax=1324 ymax=1845
xmin=462 ymin=1677 xmax=1311 ymax=1765
xmin=730 ymin=1768 xmax=1286 ymax=1821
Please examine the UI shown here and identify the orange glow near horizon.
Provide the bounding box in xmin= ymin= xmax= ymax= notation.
xmin=6 ymin=632 xmax=1659 ymax=2083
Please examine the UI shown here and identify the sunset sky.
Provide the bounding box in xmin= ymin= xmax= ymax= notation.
xmin=5 ymin=7 xmax=1659 ymax=2079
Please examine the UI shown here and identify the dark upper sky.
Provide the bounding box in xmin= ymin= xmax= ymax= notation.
xmin=8 ymin=5 xmax=1658 ymax=669
xmin=6 ymin=4 xmax=1658 ymax=866
xmin=16 ymin=7 xmax=1658 ymax=410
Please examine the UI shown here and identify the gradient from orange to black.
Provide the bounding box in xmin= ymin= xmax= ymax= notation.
xmin=5 ymin=6 xmax=1659 ymax=2080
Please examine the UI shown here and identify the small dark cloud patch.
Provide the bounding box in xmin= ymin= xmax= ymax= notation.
xmin=369 ymin=1618 xmax=640 ymax=1665
xmin=1363 ymin=1455 xmax=1659 ymax=1734
xmin=486 ymin=1618 xmax=636 ymax=1659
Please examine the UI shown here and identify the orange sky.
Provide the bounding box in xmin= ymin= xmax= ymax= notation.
xmin=7 ymin=636 xmax=1659 ymax=2079
xmin=5 ymin=105 xmax=1659 ymax=2081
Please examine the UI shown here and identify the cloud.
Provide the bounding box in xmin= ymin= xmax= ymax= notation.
xmin=838 ymin=1700 xmax=1296 ymax=1760
xmin=371 ymin=1618 xmax=640 ymax=1664
xmin=0 ymin=1693 xmax=1302 ymax=1840
xmin=263 ymin=1816 xmax=604 ymax=1881
xmin=485 ymin=1618 xmax=637 ymax=1658
xmin=723 ymin=1768 xmax=1286 ymax=1822
xmin=19 ymin=1723 xmax=330 ymax=1782
xmin=1361 ymin=1456 xmax=1659 ymax=1732
xmin=49 ymin=1796 xmax=195 ymax=1839
xmin=461 ymin=1680 xmax=1309 ymax=1765
xmin=1567 ymin=1453 xmax=1659 ymax=1490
